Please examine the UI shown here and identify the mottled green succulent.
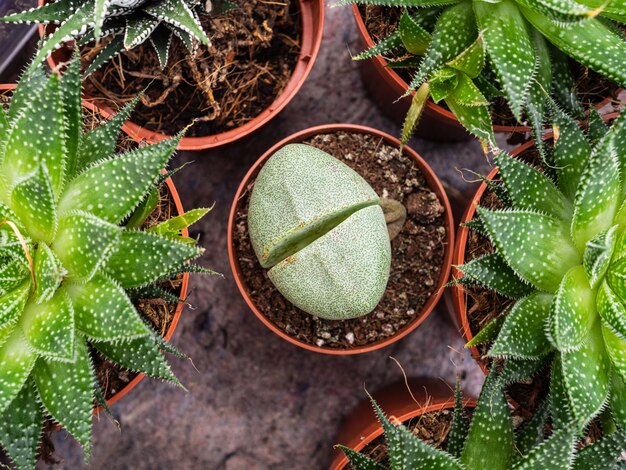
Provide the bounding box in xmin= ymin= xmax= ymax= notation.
xmin=339 ymin=371 xmax=626 ymax=470
xmin=0 ymin=56 xmax=211 ymax=469
xmin=338 ymin=0 xmax=626 ymax=147
xmin=1 ymin=0 xmax=236 ymax=75
xmin=248 ymin=144 xmax=392 ymax=320
xmin=454 ymin=108 xmax=626 ymax=430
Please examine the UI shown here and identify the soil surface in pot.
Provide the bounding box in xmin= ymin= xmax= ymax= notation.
xmin=359 ymin=6 xmax=624 ymax=129
xmin=82 ymin=0 xmax=301 ymax=137
xmin=234 ymin=131 xmax=448 ymax=350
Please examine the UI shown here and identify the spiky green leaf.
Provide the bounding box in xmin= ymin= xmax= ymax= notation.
xmin=143 ymin=0 xmax=208 ymax=44
xmin=511 ymin=425 xmax=576 ymax=470
xmin=34 ymin=243 xmax=66 ymax=304
xmin=513 ymin=399 xmax=549 ymax=463
xmin=337 ymin=446 xmax=385 ymax=470
xmin=148 ymin=207 xmax=210 ymax=236
xmin=446 ymin=380 xmax=468 ymax=459
xmin=584 ymin=226 xmax=618 ymax=289
xmin=0 ymin=332 xmax=36 ymax=414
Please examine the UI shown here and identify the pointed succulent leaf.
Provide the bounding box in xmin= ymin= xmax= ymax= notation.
xmin=128 ymin=284 xmax=182 ymax=304
xmin=446 ymin=37 xmax=484 ymax=79
xmin=477 ymin=207 xmax=580 ymax=293
xmin=549 ymin=46 xmax=583 ymax=118
xmin=401 ymin=82 xmax=430 ymax=144
xmin=60 ymin=54 xmax=82 ymax=167
xmin=489 ymin=293 xmax=553 ymax=359
xmin=0 ymin=332 xmax=36 ymax=414
xmin=513 ymin=399 xmax=549 ymax=463
xmin=444 ymin=96 xmax=494 ymax=145
xmin=0 ymin=258 xmax=28 ymax=298
xmin=550 ymin=357 xmax=573 ymax=429
xmin=2 ymin=74 xmax=67 ymax=198
xmin=85 ymin=35 xmax=125 ymax=76
xmin=52 ymin=212 xmax=121 ymax=282
xmin=598 ymin=281 xmax=626 ymax=343
xmin=337 ymin=446 xmax=385 ymax=470
xmin=474 ymin=0 xmax=536 ymax=120
xmin=561 ymin=322 xmax=612 ymax=428
xmin=602 ymin=321 xmax=626 ymax=383
xmin=169 ymin=24 xmax=196 ymax=54
xmin=0 ymin=0 xmax=80 ymax=24
xmin=496 ymin=152 xmax=571 ymax=221
xmin=93 ymin=0 xmax=111 ymax=39
xmin=499 ymin=356 xmax=547 ymax=384
xmin=610 ymin=374 xmax=626 ymax=428
xmin=59 ymin=136 xmax=179 ymax=224
xmin=429 ymin=68 xmax=458 ymax=103
xmin=6 ymin=65 xmax=46 ymax=125
xmin=21 ymin=287 xmax=74 ymax=360
xmin=10 ymin=164 xmax=57 ymax=244
xmin=461 ymin=371 xmax=513 ymax=470
xmin=549 ymin=265 xmax=596 ymax=351
xmin=67 ymin=274 xmax=150 ymax=341
xmin=150 ymin=24 xmax=174 ymax=68
xmin=143 ymin=0 xmax=208 ymax=44
xmin=34 ymin=243 xmax=66 ymax=304
xmin=355 ymin=30 xmax=402 ymax=60
xmin=125 ymin=184 xmax=160 ymax=230
xmin=398 ymin=11 xmax=431 ymax=55
xmin=465 ymin=315 xmax=505 ymax=348
xmin=588 ymin=108 xmax=608 ymax=144
xmin=584 ymin=225 xmax=618 ymax=289
xmin=124 ymin=15 xmax=159 ymax=49
xmin=448 ymin=74 xmax=489 ymax=107
xmin=517 ymin=0 xmax=601 ymax=21
xmin=33 ymin=337 xmax=94 ymax=455
xmin=148 ymin=207 xmax=210 ymax=236
xmin=446 ymin=380 xmax=468 ymax=459
xmin=511 ymin=425 xmax=577 ymax=470
xmin=572 ymin=427 xmax=626 ymax=470
xmin=0 ymin=281 xmax=29 ymax=342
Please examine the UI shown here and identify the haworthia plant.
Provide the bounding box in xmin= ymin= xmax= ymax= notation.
xmin=337 ymin=0 xmax=626 ymax=147
xmin=0 ymin=54 xmax=212 ymax=469
xmin=0 ymin=0 xmax=236 ymax=74
xmin=454 ymin=107 xmax=626 ymax=430
xmin=339 ymin=371 xmax=626 ymax=470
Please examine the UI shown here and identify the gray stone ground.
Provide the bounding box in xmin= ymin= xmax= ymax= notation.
xmin=6 ymin=4 xmax=507 ymax=470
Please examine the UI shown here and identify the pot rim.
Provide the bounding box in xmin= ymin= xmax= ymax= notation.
xmin=0 ymin=83 xmax=190 ymax=410
xmin=227 ymin=123 xmax=455 ymax=355
xmin=40 ymin=0 xmax=325 ymax=151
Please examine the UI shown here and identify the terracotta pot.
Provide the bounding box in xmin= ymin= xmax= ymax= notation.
xmin=40 ymin=0 xmax=325 ymax=151
xmin=227 ymin=123 xmax=455 ymax=355
xmin=0 ymin=84 xmax=190 ymax=409
xmin=351 ymin=5 xmax=622 ymax=142
xmin=328 ymin=378 xmax=476 ymax=470
xmin=451 ymin=112 xmax=620 ymax=374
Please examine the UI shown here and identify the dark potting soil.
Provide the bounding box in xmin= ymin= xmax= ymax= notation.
xmin=360 ymin=6 xmax=624 ymax=129
xmin=233 ymin=131 xmax=448 ymax=349
xmin=82 ymin=0 xmax=301 ymax=137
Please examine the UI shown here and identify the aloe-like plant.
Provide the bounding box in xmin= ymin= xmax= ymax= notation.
xmin=453 ymin=106 xmax=626 ymax=431
xmin=1 ymin=0 xmax=236 ymax=75
xmin=0 ymin=55 xmax=211 ymax=469
xmin=339 ymin=371 xmax=626 ymax=470
xmin=339 ymin=0 xmax=626 ymax=147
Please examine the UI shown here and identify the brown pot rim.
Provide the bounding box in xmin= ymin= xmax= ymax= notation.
xmin=40 ymin=0 xmax=325 ymax=151
xmin=350 ymin=5 xmax=618 ymax=135
xmin=450 ymin=112 xmax=621 ymax=373
xmin=0 ymin=83 xmax=190 ymax=409
xmin=227 ymin=123 xmax=455 ymax=355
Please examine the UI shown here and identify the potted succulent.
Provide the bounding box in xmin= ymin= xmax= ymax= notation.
xmin=0 ymin=54 xmax=213 ymax=469
xmin=332 ymin=371 xmax=626 ymax=469
xmin=451 ymin=106 xmax=626 ymax=430
xmin=1 ymin=0 xmax=325 ymax=150
xmin=340 ymin=0 xmax=626 ymax=146
xmin=228 ymin=124 xmax=454 ymax=354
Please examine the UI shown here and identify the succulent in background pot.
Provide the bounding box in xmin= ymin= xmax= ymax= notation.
xmin=228 ymin=124 xmax=453 ymax=354
xmin=0 ymin=54 xmax=213 ymax=469
xmin=7 ymin=0 xmax=324 ymax=151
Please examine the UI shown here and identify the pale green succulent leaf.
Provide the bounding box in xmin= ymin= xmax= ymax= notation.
xmin=59 ymin=136 xmax=179 ymax=224
xmin=399 ymin=10 xmax=431 ymax=55
xmin=125 ymin=185 xmax=160 ymax=230
xmin=6 ymin=65 xmax=46 ymax=125
xmin=457 ymin=252 xmax=533 ymax=299
xmin=572 ymin=427 xmax=626 ymax=470
xmin=355 ymin=30 xmax=402 ymax=60
xmin=0 ymin=257 xmax=28 ymax=298
xmin=337 ymin=446 xmax=385 ymax=470
xmin=477 ymin=207 xmax=580 ymax=293
xmin=0 ymin=379 xmax=42 ymax=470
xmin=516 ymin=0 xmax=602 ymax=22
xmin=0 ymin=282 xmax=30 ymax=347
xmin=401 ymin=82 xmax=430 ymax=144
xmin=444 ymin=96 xmax=494 ymax=145
xmin=584 ymin=225 xmax=618 ymax=289
xmin=610 ymin=374 xmax=626 ymax=428
xmin=598 ymin=278 xmax=626 ymax=340
xmin=549 ymin=265 xmax=596 ymax=351
xmin=52 ymin=212 xmax=121 ymax=282
xmin=446 ymin=37 xmax=484 ymax=79
xmin=10 ymin=164 xmax=57 ymax=244
xmin=143 ymin=0 xmax=208 ymax=44
xmin=60 ymin=54 xmax=82 ymax=166
xmin=511 ymin=425 xmax=577 ymax=470
xmin=446 ymin=380 xmax=469 ymax=459
xmin=21 ymin=287 xmax=74 ymax=360
xmin=465 ymin=315 xmax=505 ymax=348
xmin=602 ymin=321 xmax=626 ymax=383
xmin=124 ymin=15 xmax=159 ymax=49
xmin=489 ymin=293 xmax=553 ymax=359
xmin=34 ymin=243 xmax=66 ymax=304
xmin=33 ymin=337 xmax=94 ymax=455
xmin=128 ymin=284 xmax=182 ymax=305
xmin=148 ymin=207 xmax=210 ymax=237
xmin=0 ymin=332 xmax=36 ymax=414
xmin=448 ymin=74 xmax=489 ymax=107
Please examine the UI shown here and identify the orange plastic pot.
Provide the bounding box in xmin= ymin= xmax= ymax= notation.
xmin=0 ymin=83 xmax=190 ymax=409
xmin=40 ymin=0 xmax=325 ymax=151
xmin=227 ymin=123 xmax=454 ymax=355
xmin=328 ymin=378 xmax=476 ymax=470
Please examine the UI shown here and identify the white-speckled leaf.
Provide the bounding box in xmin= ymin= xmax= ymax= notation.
xmin=0 ymin=281 xmax=30 ymax=347
xmin=34 ymin=243 xmax=66 ymax=304
xmin=67 ymin=274 xmax=150 ymax=341
xmin=584 ymin=225 xmax=618 ymax=289
xmin=33 ymin=337 xmax=94 ymax=456
xmin=124 ymin=15 xmax=159 ymax=49
xmin=52 ymin=212 xmax=121 ymax=282
xmin=602 ymin=321 xmax=626 ymax=384
xmin=0 ymin=331 xmax=36 ymax=414
xmin=511 ymin=426 xmax=577 ymax=470
xmin=21 ymin=287 xmax=74 ymax=360
xmin=142 ymin=0 xmax=208 ymax=44
xmin=477 ymin=207 xmax=581 ymax=293
xmin=398 ymin=10 xmax=431 ymax=55
xmin=597 ymin=281 xmax=626 ymax=339
xmin=337 ymin=446 xmax=385 ymax=470
xmin=268 ymin=205 xmax=391 ymax=320
xmin=60 ymin=55 xmax=82 ymax=166
xmin=611 ymin=374 xmax=626 ymax=428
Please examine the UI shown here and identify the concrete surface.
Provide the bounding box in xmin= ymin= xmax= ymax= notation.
xmin=12 ymin=4 xmax=502 ymax=469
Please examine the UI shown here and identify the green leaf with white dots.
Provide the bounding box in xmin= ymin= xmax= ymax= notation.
xmin=356 ymin=29 xmax=402 ymax=60
xmin=500 ymin=356 xmax=547 ymax=385
xmin=549 ymin=265 xmax=596 ymax=352
xmin=584 ymin=225 xmax=618 ymax=289
xmin=496 ymin=152 xmax=571 ymax=221
xmin=2 ymin=73 xmax=67 ymax=198
xmin=0 ymin=378 xmax=42 ymax=470
xmin=489 ymin=293 xmax=553 ymax=359
xmin=0 ymin=281 xmax=29 ymax=347
xmin=34 ymin=243 xmax=66 ymax=304
xmin=0 ymin=255 xmax=29 ymax=297
xmin=0 ymin=331 xmax=36 ymax=414
xmin=511 ymin=425 xmax=577 ymax=470
xmin=398 ymin=10 xmax=431 ymax=55
xmin=610 ymin=374 xmax=626 ymax=428
xmin=143 ymin=0 xmax=208 ymax=44
xmin=10 ymin=164 xmax=57 ymax=243
xmin=58 ymin=136 xmax=179 ymax=224
xmin=124 ymin=15 xmax=159 ymax=49
xmin=21 ymin=287 xmax=74 ymax=361
xmin=337 ymin=446 xmax=385 ymax=470
xmin=561 ymin=322 xmax=611 ymax=429
xmin=461 ymin=371 xmax=513 ymax=470
xmin=549 ymin=47 xmax=583 ymax=118
xmin=474 ymin=0 xmax=535 ymax=120
xmin=597 ymin=281 xmax=626 ymax=339
xmin=150 ymin=25 xmax=173 ymax=68
xmin=444 ymin=95 xmax=494 ymax=144
xmin=33 ymin=337 xmax=94 ymax=456
xmin=550 ymin=357 xmax=573 ymax=429
xmin=105 ymin=230 xmax=201 ymax=288
xmin=602 ymin=321 xmax=626 ymax=383
xmin=446 ymin=380 xmax=468 ymax=459
xmin=447 ymin=37 xmax=484 ymax=79
xmin=148 ymin=207 xmax=210 ymax=237
xmin=67 ymin=274 xmax=150 ymax=341
xmin=477 ymin=207 xmax=581 ymax=293
xmin=513 ymin=399 xmax=549 ymax=463
xmin=60 ymin=54 xmax=82 ymax=166
xmin=52 ymin=212 xmax=120 ymax=282
xmin=466 ymin=315 xmax=505 ymax=348
xmin=572 ymin=427 xmax=626 ymax=470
